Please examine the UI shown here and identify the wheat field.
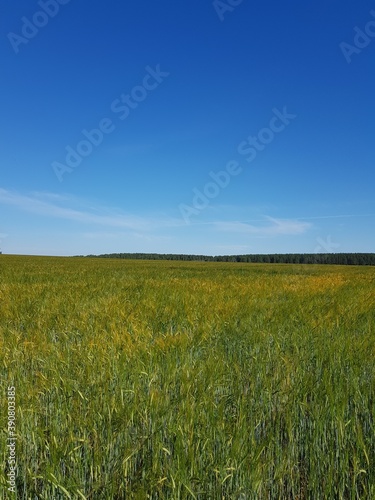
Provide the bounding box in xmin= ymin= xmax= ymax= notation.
xmin=1 ymin=255 xmax=374 ymax=499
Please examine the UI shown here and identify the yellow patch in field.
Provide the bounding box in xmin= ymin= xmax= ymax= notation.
xmin=283 ymin=274 xmax=347 ymax=293
xmin=155 ymin=332 xmax=188 ymax=351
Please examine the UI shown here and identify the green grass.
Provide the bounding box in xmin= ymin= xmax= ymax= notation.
xmin=1 ymin=255 xmax=375 ymax=498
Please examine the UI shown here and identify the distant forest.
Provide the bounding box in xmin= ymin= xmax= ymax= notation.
xmin=79 ymin=253 xmax=375 ymax=266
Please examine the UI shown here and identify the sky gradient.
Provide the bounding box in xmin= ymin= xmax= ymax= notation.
xmin=1 ymin=0 xmax=375 ymax=256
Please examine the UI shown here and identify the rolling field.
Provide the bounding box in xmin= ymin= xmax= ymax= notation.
xmin=1 ymin=255 xmax=375 ymax=499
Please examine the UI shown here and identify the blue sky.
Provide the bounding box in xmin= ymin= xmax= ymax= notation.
xmin=1 ymin=0 xmax=375 ymax=256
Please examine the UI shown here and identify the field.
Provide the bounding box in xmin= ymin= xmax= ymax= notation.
xmin=1 ymin=255 xmax=375 ymax=499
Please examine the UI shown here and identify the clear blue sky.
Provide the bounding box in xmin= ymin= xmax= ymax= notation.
xmin=1 ymin=0 xmax=375 ymax=256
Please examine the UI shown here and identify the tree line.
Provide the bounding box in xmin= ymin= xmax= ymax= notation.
xmin=78 ymin=253 xmax=375 ymax=266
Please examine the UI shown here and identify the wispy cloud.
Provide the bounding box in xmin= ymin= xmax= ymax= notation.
xmin=82 ymin=231 xmax=171 ymax=242
xmin=214 ymin=217 xmax=311 ymax=236
xmin=0 ymin=188 xmax=181 ymax=231
xmin=3 ymin=188 xmax=371 ymax=245
xmin=30 ymin=191 xmax=70 ymax=202
xmin=213 ymin=244 xmax=252 ymax=253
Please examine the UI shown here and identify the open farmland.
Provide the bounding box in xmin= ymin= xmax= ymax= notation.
xmin=1 ymin=255 xmax=375 ymax=499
